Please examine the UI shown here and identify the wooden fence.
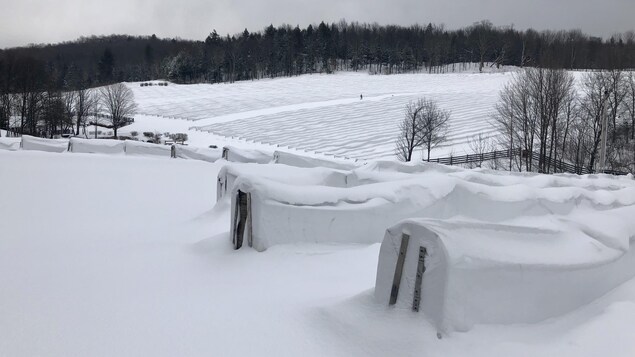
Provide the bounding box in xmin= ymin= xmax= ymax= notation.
xmin=428 ymin=149 xmax=629 ymax=176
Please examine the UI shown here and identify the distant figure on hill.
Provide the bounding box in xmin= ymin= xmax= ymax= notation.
xmin=360 ymin=94 xmax=363 ymax=100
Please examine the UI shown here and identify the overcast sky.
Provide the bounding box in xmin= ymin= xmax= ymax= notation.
xmin=1 ymin=0 xmax=633 ymax=48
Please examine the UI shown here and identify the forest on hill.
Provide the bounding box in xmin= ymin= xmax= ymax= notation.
xmin=1 ymin=20 xmax=635 ymax=92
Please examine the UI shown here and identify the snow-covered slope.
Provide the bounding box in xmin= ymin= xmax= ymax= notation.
xmin=2 ymin=150 xmax=635 ymax=356
xmin=127 ymin=71 xmax=513 ymax=160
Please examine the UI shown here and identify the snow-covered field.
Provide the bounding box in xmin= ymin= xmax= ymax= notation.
xmin=2 ymin=150 xmax=635 ymax=356
xmin=127 ymin=71 xmax=511 ymax=160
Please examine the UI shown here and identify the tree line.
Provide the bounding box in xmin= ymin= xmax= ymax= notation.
xmin=0 ymin=81 xmax=137 ymax=138
xmin=1 ymin=20 xmax=635 ymax=90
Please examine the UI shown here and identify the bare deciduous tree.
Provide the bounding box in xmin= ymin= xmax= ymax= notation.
xmin=467 ymin=133 xmax=495 ymax=168
xmin=395 ymin=99 xmax=427 ymax=161
xmin=99 ymin=83 xmax=137 ymax=138
xmin=75 ymin=87 xmax=97 ymax=137
xmin=420 ymin=99 xmax=450 ymax=161
xmin=494 ymin=68 xmax=575 ymax=173
xmin=395 ymin=98 xmax=450 ymax=162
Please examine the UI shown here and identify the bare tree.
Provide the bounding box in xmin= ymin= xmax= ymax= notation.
xmin=579 ymin=72 xmax=610 ymax=171
xmin=624 ymin=72 xmax=635 ymax=141
xmin=395 ymin=99 xmax=427 ymax=161
xmin=493 ymin=68 xmax=575 ymax=173
xmin=99 ymin=83 xmax=137 ymax=138
xmin=395 ymin=98 xmax=450 ymax=161
xmin=0 ymin=91 xmax=11 ymax=137
xmin=419 ymin=99 xmax=450 ymax=161
xmin=62 ymin=90 xmax=76 ymax=135
xmin=75 ymin=87 xmax=97 ymax=136
xmin=467 ymin=133 xmax=495 ymax=168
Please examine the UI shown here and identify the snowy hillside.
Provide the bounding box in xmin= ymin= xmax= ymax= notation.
xmin=127 ymin=71 xmax=513 ymax=160
xmin=2 ymin=150 xmax=635 ymax=356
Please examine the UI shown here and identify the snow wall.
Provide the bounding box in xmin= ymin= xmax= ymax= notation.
xmin=21 ymin=135 xmax=68 ymax=153
xmin=0 ymin=137 xmax=21 ymax=151
xmin=217 ymin=163 xmax=349 ymax=201
xmin=124 ymin=140 xmax=171 ymax=157
xmin=226 ymin=163 xmax=635 ymax=252
xmin=375 ymin=215 xmax=635 ymax=333
xmin=222 ymin=145 xmax=272 ymax=164
xmin=273 ymin=150 xmax=359 ymax=171
xmin=174 ymin=145 xmax=221 ymax=163
xmin=69 ymin=137 xmax=126 ymax=154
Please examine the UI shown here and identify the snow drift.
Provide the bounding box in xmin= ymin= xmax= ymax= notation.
xmin=0 ymin=137 xmax=20 ymax=151
xmin=174 ymin=145 xmax=221 ymax=163
xmin=21 ymin=135 xmax=68 ymax=153
xmin=69 ymin=137 xmax=126 ymax=154
xmin=375 ymin=214 xmax=635 ymax=333
xmin=124 ymin=140 xmax=171 ymax=157
xmin=273 ymin=150 xmax=359 ymax=170
xmin=222 ymin=145 xmax=272 ymax=164
xmin=216 ymin=162 xmax=349 ymax=201
xmin=223 ymin=161 xmax=635 ymax=252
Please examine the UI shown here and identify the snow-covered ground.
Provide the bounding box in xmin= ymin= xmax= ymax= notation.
xmin=2 ymin=150 xmax=635 ymax=356
xmin=125 ymin=71 xmax=513 ymax=160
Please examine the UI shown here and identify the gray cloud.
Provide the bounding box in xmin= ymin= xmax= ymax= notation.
xmin=1 ymin=0 xmax=633 ymax=48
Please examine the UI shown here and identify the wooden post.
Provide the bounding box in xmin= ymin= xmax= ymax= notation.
xmin=246 ymin=192 xmax=253 ymax=247
xmin=233 ymin=190 xmax=249 ymax=249
xmin=412 ymin=246 xmax=427 ymax=312
xmin=389 ymin=233 xmax=410 ymax=305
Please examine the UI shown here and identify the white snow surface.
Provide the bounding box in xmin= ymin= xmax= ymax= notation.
xmin=124 ymin=71 xmax=515 ymax=160
xmin=2 ymin=150 xmax=635 ymax=356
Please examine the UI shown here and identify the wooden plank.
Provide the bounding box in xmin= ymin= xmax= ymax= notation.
xmin=389 ymin=233 xmax=410 ymax=305
xmin=246 ymin=192 xmax=253 ymax=248
xmin=231 ymin=192 xmax=241 ymax=249
xmin=412 ymin=246 xmax=427 ymax=312
xmin=234 ymin=190 xmax=249 ymax=249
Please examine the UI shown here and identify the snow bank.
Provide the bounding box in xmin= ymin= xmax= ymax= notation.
xmin=0 ymin=137 xmax=21 ymax=151
xmin=174 ymin=145 xmax=221 ymax=163
xmin=21 ymin=135 xmax=68 ymax=153
xmin=217 ymin=162 xmax=348 ymax=201
xmin=375 ymin=214 xmax=635 ymax=333
xmin=124 ymin=140 xmax=171 ymax=157
xmin=69 ymin=137 xmax=126 ymax=154
xmin=224 ymin=162 xmax=635 ymax=252
xmin=222 ymin=145 xmax=272 ymax=164
xmin=273 ymin=150 xmax=359 ymax=170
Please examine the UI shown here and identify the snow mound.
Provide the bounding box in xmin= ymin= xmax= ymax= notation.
xmin=216 ymin=162 xmax=349 ymax=201
xmin=222 ymin=161 xmax=635 ymax=252
xmin=222 ymin=145 xmax=272 ymax=164
xmin=124 ymin=140 xmax=171 ymax=157
xmin=174 ymin=145 xmax=221 ymax=162
xmin=21 ymin=135 xmax=68 ymax=152
xmin=273 ymin=150 xmax=360 ymax=171
xmin=0 ymin=137 xmax=20 ymax=151
xmin=69 ymin=137 xmax=126 ymax=154
xmin=375 ymin=214 xmax=635 ymax=333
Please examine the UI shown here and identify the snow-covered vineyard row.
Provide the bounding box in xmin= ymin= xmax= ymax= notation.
xmin=0 ymin=135 xmax=222 ymax=162
xmin=130 ymin=72 xmax=509 ymax=159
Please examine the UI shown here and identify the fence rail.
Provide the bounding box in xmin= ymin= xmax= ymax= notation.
xmin=428 ymin=149 xmax=630 ymax=176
